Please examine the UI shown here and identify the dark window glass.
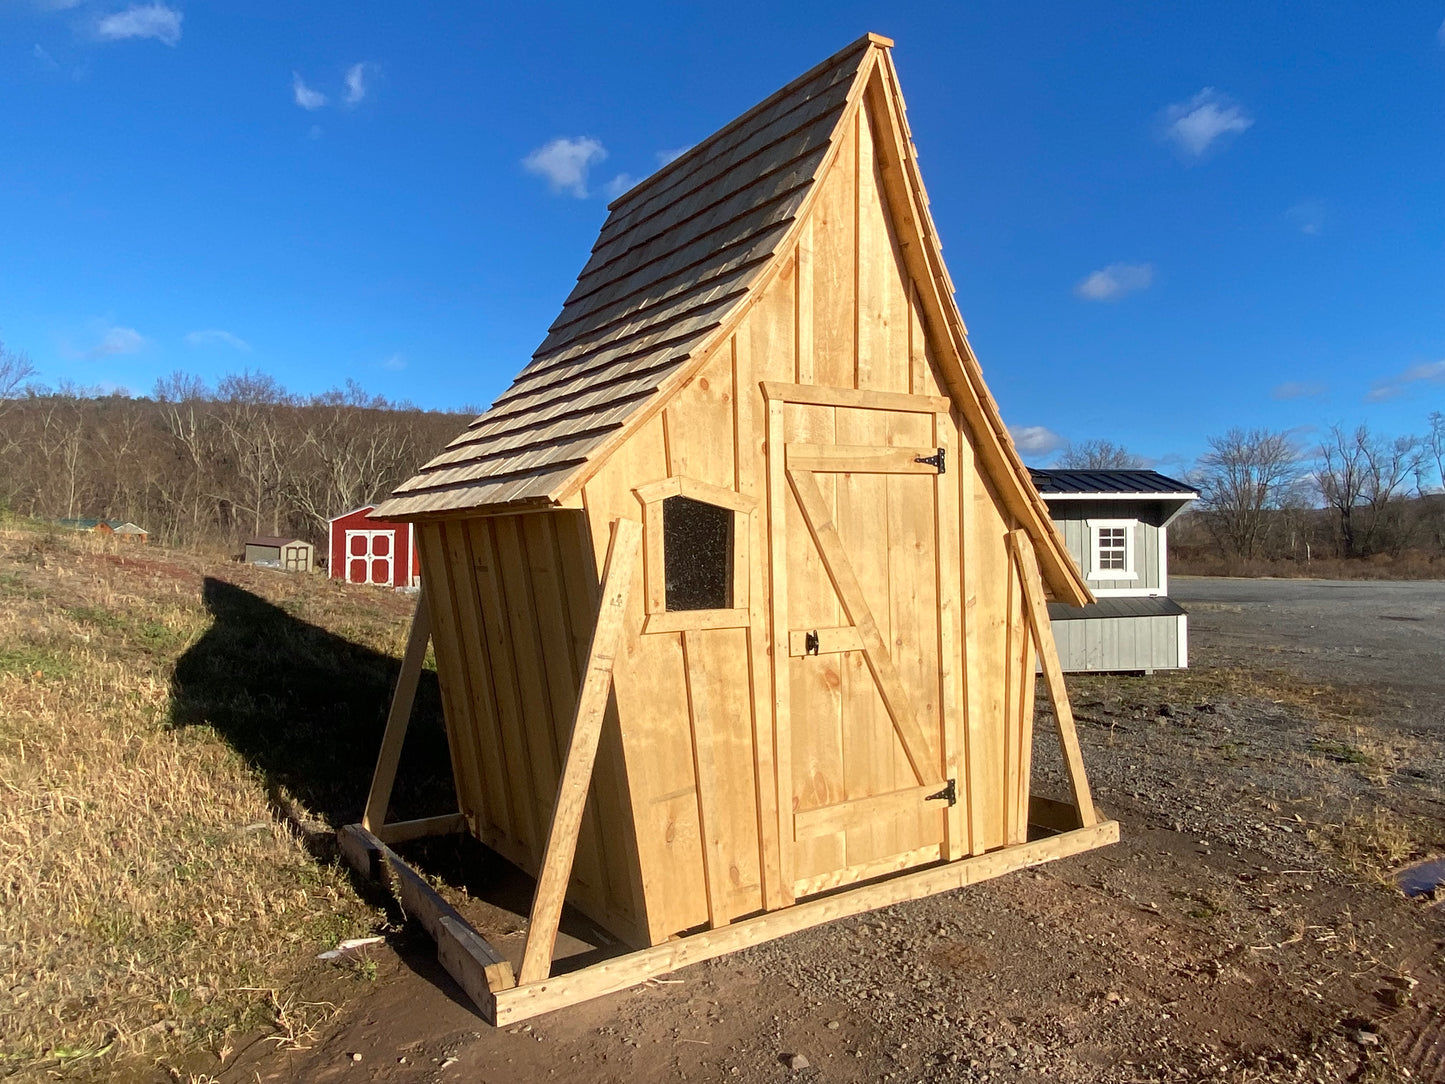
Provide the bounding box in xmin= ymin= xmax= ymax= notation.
xmin=662 ymin=495 xmax=733 ymax=611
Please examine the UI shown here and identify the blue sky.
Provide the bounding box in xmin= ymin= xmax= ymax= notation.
xmin=2 ymin=2 xmax=1442 ymax=469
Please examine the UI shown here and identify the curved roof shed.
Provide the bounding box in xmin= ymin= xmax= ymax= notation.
xmin=351 ymin=33 xmax=1116 ymax=1025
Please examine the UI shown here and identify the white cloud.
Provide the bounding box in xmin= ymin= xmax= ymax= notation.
xmin=523 ymin=136 xmax=607 ymax=198
xmin=656 ymin=146 xmax=691 ymax=167
xmin=185 ymin=328 xmax=250 ymax=351
xmin=1009 ymin=425 xmax=1067 ymax=459
xmin=604 ymin=173 xmax=639 ymax=200
xmin=1272 ymin=380 xmax=1327 ymax=400
xmin=344 ymin=61 xmax=372 ymax=105
xmin=1160 ymin=88 xmax=1253 ymax=159
xmin=1075 ymin=262 xmax=1154 ymax=302
xmin=81 ymin=326 xmax=146 ymax=359
xmin=1366 ymin=359 xmax=1445 ymax=402
xmin=292 ymin=71 xmax=327 ymax=110
xmin=381 ymin=353 xmax=406 ymax=371
xmin=96 ymin=3 xmax=183 ymax=46
xmin=1285 ymin=199 xmax=1326 ymax=236
xmin=33 ymin=43 xmax=59 ymax=69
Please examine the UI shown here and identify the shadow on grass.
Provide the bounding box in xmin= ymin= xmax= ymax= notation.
xmin=169 ymin=577 xmax=456 ymax=829
xmin=170 ymin=577 xmax=622 ymax=988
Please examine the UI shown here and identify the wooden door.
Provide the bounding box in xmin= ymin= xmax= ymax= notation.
xmin=346 ymin=529 xmax=393 ymax=586
xmin=766 ymin=384 xmax=963 ymax=896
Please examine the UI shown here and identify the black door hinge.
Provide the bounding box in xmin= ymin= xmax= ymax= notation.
xmin=805 ymin=630 xmax=820 ymax=656
xmin=926 ymin=778 xmax=957 ymax=806
xmin=915 ymin=447 xmax=946 ymax=474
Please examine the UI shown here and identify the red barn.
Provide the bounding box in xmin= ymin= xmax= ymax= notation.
xmin=327 ymin=506 xmax=419 ymax=589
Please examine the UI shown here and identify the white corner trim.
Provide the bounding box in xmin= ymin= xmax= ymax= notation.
xmin=1159 ymin=524 xmax=1169 ymax=597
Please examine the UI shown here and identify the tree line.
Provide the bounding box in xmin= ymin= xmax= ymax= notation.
xmin=3 ymin=335 xmax=1441 ymax=569
xmin=1059 ymin=416 xmax=1445 ymax=566
xmin=0 ymin=341 xmax=473 ymax=550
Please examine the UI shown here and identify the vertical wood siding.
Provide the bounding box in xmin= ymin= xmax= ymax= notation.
xmin=419 ymin=84 xmax=1054 ymax=948
xmin=419 ymin=515 xmax=648 ymax=946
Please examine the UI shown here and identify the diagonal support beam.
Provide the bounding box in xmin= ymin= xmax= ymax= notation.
xmin=363 ymin=587 xmax=434 ymax=832
xmin=1008 ymin=529 xmax=1098 ymax=827
xmin=517 ymin=518 xmax=643 ymax=986
xmin=786 ymin=467 xmax=942 ymax=787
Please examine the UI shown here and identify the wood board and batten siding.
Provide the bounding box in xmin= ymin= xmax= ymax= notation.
xmin=347 ymin=32 xmax=1117 ymax=1024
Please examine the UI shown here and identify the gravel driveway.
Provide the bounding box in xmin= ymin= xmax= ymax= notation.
xmin=1172 ymin=576 xmax=1445 ymax=727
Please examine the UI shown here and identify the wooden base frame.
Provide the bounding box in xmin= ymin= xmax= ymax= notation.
xmin=342 ymin=518 xmax=1117 ymax=1025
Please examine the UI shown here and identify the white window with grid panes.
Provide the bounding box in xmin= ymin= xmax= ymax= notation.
xmin=1086 ymin=519 xmax=1137 ymax=580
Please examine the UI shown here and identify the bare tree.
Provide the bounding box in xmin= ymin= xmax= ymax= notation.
xmin=1057 ymin=439 xmax=1142 ymax=470
xmin=1425 ymin=411 xmax=1445 ymax=494
xmin=1316 ymin=423 xmax=1422 ymax=557
xmin=0 ymin=338 xmax=37 ymax=436
xmin=1195 ymin=428 xmax=1301 ymax=559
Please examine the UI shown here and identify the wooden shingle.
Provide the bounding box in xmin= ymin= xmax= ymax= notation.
xmin=376 ymin=36 xmax=874 ymax=518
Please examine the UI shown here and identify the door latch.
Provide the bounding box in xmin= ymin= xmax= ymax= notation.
xmin=914 ymin=447 xmax=946 ymax=474
xmin=805 ymin=630 xmax=820 ymax=656
xmin=926 ymin=778 xmax=957 ymax=806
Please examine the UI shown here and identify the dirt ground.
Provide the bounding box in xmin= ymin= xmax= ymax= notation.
xmin=183 ymin=579 xmax=1444 ymax=1084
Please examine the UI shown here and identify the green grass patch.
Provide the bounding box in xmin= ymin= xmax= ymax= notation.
xmin=0 ymin=642 xmax=75 ymax=679
xmin=1309 ymin=739 xmax=1372 ymax=765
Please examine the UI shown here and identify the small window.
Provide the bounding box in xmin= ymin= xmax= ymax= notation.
xmin=1086 ymin=519 xmax=1137 ymax=581
xmin=662 ymin=495 xmax=733 ymax=611
xmin=634 ymin=474 xmax=756 ymax=633
xmin=1096 ymin=526 xmax=1127 ymax=571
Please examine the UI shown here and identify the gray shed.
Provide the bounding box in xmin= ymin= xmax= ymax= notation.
xmin=1030 ymin=469 xmax=1198 ymax=673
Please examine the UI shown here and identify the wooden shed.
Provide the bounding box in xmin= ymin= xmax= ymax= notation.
xmin=242 ymin=536 xmax=314 ymax=572
xmin=327 ymin=506 xmax=419 ymax=589
xmin=344 ymin=32 xmax=1117 ymax=1024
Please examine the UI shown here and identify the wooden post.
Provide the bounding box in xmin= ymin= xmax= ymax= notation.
xmin=517 ymin=518 xmax=642 ymax=986
xmin=1008 ymin=530 xmax=1099 ymax=828
xmin=362 ymin=587 xmax=433 ymax=832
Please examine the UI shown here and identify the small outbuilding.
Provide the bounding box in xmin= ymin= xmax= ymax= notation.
xmin=242 ymin=536 xmax=314 ymax=572
xmin=1030 ymin=468 xmax=1199 ymax=673
xmin=343 ymin=33 xmax=1118 ymax=1025
xmin=59 ymin=518 xmax=148 ymax=542
xmin=327 ymin=506 xmax=419 ymax=589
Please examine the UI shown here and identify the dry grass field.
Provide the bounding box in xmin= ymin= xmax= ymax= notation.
xmin=0 ymin=518 xmax=455 ymax=1080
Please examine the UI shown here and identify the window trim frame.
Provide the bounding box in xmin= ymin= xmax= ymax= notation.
xmin=1085 ymin=517 xmax=1138 ymax=582
xmin=633 ymin=475 xmax=757 ymax=634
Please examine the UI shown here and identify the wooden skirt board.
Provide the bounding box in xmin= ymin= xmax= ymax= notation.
xmin=338 ymin=819 xmax=1119 ymax=1026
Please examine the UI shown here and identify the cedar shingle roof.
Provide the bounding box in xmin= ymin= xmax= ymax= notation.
xmin=376 ymin=35 xmax=876 ymax=517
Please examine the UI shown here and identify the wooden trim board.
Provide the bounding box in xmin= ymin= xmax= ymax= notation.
xmin=491 ymin=821 xmax=1119 ymax=1025
xmin=518 ymin=518 xmax=642 ymax=985
xmin=339 ymin=815 xmax=1118 ymax=1027
xmin=338 ymin=823 xmax=515 ymax=1024
xmin=362 ymin=587 xmax=433 ymax=832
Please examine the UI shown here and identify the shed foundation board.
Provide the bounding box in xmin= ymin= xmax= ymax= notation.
xmin=338 ymin=819 xmax=1117 ymax=1026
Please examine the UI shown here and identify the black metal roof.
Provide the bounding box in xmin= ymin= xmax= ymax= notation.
xmin=1047 ymin=597 xmax=1187 ymax=621
xmin=1029 ymin=468 xmax=1197 ymax=497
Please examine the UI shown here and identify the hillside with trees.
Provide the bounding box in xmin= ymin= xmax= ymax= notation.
xmin=0 ymin=340 xmax=474 ymax=551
